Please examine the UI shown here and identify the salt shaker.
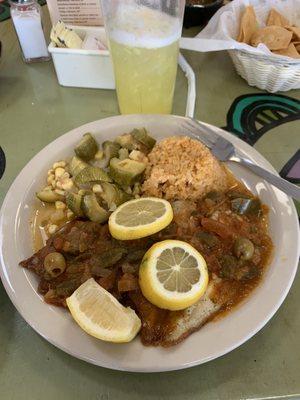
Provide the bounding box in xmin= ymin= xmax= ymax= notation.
xmin=10 ymin=0 xmax=50 ymax=63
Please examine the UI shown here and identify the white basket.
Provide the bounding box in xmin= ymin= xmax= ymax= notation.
xmin=228 ymin=49 xmax=300 ymax=93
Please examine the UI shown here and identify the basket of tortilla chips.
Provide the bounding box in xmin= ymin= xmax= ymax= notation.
xmin=230 ymin=4 xmax=300 ymax=92
xmin=181 ymin=0 xmax=300 ymax=92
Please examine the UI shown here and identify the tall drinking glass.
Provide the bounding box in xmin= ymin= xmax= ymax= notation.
xmin=101 ymin=0 xmax=185 ymax=114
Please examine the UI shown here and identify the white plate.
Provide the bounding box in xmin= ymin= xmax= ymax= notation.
xmin=0 ymin=114 xmax=299 ymax=372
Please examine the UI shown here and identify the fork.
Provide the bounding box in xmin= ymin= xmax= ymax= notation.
xmin=183 ymin=118 xmax=300 ymax=201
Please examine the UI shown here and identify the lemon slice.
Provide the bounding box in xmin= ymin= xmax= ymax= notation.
xmin=109 ymin=197 xmax=173 ymax=240
xmin=66 ymin=278 xmax=141 ymax=343
xmin=139 ymin=240 xmax=209 ymax=311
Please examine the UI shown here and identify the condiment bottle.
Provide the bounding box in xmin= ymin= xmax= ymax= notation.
xmin=10 ymin=0 xmax=50 ymax=63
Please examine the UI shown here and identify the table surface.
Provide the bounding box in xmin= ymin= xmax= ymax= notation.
xmin=1 ymin=7 xmax=300 ymax=400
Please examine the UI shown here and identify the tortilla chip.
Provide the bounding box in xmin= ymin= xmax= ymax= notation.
xmin=250 ymin=26 xmax=293 ymax=50
xmin=237 ymin=6 xmax=258 ymax=44
xmin=273 ymin=43 xmax=300 ymax=58
xmin=285 ymin=26 xmax=300 ymax=41
xmin=266 ymin=9 xmax=290 ymax=27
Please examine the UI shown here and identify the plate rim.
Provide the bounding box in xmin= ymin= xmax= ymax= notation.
xmin=0 ymin=114 xmax=299 ymax=373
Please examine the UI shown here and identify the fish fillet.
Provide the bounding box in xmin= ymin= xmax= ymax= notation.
xmin=129 ymin=280 xmax=224 ymax=347
xmin=161 ymin=282 xmax=221 ymax=346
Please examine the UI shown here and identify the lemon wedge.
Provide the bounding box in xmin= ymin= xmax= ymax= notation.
xmin=139 ymin=240 xmax=209 ymax=311
xmin=108 ymin=197 xmax=173 ymax=240
xmin=66 ymin=278 xmax=141 ymax=343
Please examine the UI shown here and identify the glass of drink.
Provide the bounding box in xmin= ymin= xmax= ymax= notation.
xmin=101 ymin=0 xmax=185 ymax=114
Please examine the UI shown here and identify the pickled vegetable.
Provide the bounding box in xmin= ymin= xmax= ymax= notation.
xmin=69 ymin=156 xmax=88 ymax=177
xmin=109 ymin=158 xmax=146 ymax=186
xmin=122 ymin=262 xmax=138 ymax=274
xmin=55 ymin=278 xmax=81 ymax=297
xmin=82 ymin=193 xmax=109 ymax=223
xmin=126 ymin=249 xmax=147 ymax=262
xmin=129 ymin=150 xmax=147 ymax=163
xmin=123 ymin=186 xmax=132 ymax=195
xmin=77 ymin=189 xmax=91 ymax=196
xmin=75 ymin=133 xmax=98 ymax=161
xmin=99 ymin=182 xmax=132 ymax=208
xmin=96 ymin=141 xmax=122 ymax=168
xmin=117 ymin=185 xmax=132 ymax=204
xmin=91 ymin=248 xmax=126 ymax=272
xmin=65 ymin=192 xmax=84 ymax=217
xmin=94 ymin=150 xmax=104 ymax=160
xmin=103 ymin=141 xmax=120 ymax=160
xmin=114 ymin=134 xmax=135 ymax=150
xmin=74 ymin=166 xmax=112 ymax=186
xmin=131 ymin=128 xmax=156 ymax=150
xmin=36 ymin=190 xmax=64 ymax=203
xmin=132 ymin=182 xmax=141 ymax=196
xmin=98 ymin=182 xmax=117 ymax=207
xmin=231 ymin=198 xmax=262 ymax=217
xmin=118 ymin=148 xmax=129 ymax=160
xmin=219 ymin=254 xmax=259 ymax=281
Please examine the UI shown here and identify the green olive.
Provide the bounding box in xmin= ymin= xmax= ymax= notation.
xmin=233 ymin=237 xmax=254 ymax=261
xmin=44 ymin=252 xmax=66 ymax=278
